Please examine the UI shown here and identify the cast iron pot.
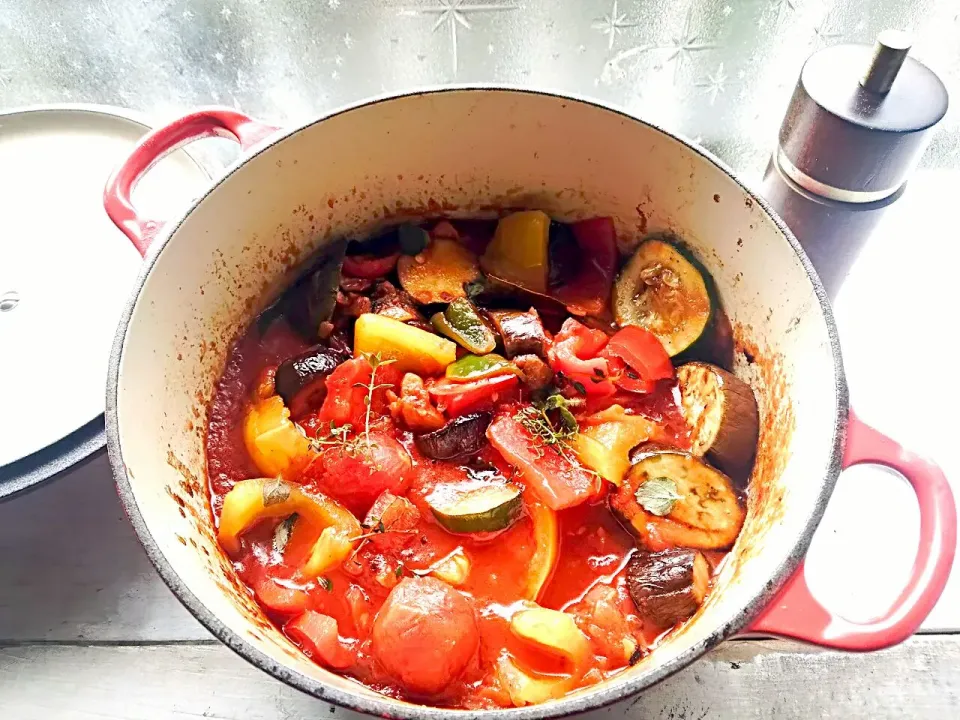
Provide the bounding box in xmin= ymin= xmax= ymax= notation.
xmin=103 ymin=88 xmax=955 ymax=718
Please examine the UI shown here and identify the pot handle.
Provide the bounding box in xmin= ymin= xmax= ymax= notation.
xmin=747 ymin=409 xmax=956 ymax=650
xmin=103 ymin=107 xmax=280 ymax=256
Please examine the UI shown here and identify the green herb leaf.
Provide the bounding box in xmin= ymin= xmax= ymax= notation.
xmin=376 ymin=519 xmax=386 ymax=534
xmin=318 ymin=576 xmax=333 ymax=592
xmin=395 ymin=564 xmax=404 ymax=578
xmin=272 ymin=513 xmax=298 ymax=554
xmin=635 ymin=476 xmax=683 ymax=516
xmin=572 ymin=381 xmax=587 ymax=396
xmin=262 ymin=478 xmax=291 ymax=507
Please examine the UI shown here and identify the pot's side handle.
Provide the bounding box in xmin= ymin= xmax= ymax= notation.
xmin=103 ymin=107 xmax=280 ymax=256
xmin=748 ymin=410 xmax=956 ymax=650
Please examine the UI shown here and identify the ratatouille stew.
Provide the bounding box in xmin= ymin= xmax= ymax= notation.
xmin=206 ymin=212 xmax=760 ymax=708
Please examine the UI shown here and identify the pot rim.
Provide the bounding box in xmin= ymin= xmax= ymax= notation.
xmin=105 ymin=85 xmax=848 ymax=719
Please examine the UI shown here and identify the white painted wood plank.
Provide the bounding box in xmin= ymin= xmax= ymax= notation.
xmin=0 ymin=455 xmax=208 ymax=642
xmin=1 ymin=638 xmax=957 ymax=719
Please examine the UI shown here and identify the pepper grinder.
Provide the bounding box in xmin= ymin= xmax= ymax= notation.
xmin=761 ymin=30 xmax=948 ymax=298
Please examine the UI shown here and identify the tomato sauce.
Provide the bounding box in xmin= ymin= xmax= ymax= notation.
xmin=204 ymin=216 xmax=749 ymax=709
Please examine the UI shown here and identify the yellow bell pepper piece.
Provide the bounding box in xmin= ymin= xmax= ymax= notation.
xmin=217 ymin=478 xmax=362 ymax=578
xmin=353 ymin=313 xmax=457 ymax=375
xmin=243 ymin=395 xmax=316 ymax=478
xmin=496 ymin=654 xmax=573 ymax=706
xmin=498 ymin=604 xmax=592 ymax=706
xmin=510 ymin=606 xmax=592 ymax=668
xmin=481 ymin=211 xmax=551 ymax=293
xmin=428 ymin=548 xmax=471 ymax=586
xmin=522 ymin=494 xmax=558 ymax=602
xmin=571 ymin=405 xmax=657 ymax=485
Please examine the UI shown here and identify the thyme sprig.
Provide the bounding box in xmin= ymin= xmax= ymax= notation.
xmin=515 ymin=393 xmax=585 ymax=469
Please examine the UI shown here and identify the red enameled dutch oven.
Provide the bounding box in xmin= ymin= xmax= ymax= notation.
xmin=102 ymin=89 xmax=955 ymax=718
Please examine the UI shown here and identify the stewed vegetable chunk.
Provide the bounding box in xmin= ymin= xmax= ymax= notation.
xmin=371 ymin=577 xmax=480 ymax=695
xmin=626 ymin=548 xmax=710 ymax=628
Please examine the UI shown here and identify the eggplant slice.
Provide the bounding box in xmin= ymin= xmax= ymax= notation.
xmin=677 ymin=362 xmax=759 ymax=484
xmin=611 ymin=447 xmax=744 ymax=550
xmin=488 ymin=309 xmax=549 ymax=359
xmin=415 ymin=412 xmax=492 ymax=460
xmin=274 ymin=345 xmax=349 ymax=418
xmin=626 ymin=548 xmax=710 ymax=628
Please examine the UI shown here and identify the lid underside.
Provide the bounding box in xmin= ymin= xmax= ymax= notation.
xmin=0 ymin=106 xmax=214 ymax=475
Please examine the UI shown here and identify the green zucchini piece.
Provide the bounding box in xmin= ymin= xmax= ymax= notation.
xmin=427 ymin=481 xmax=523 ymax=534
xmin=431 ymin=298 xmax=498 ymax=354
xmin=613 ymin=239 xmax=713 ymax=358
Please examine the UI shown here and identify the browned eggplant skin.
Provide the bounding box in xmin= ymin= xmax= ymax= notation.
xmin=626 ymin=548 xmax=709 ymax=628
xmin=274 ymin=345 xmax=349 ymax=418
xmin=677 ymin=362 xmax=759 ymax=484
xmin=370 ymin=280 xmax=431 ymax=331
xmin=414 ymin=412 xmax=492 ymax=460
xmin=488 ymin=308 xmax=549 ymax=359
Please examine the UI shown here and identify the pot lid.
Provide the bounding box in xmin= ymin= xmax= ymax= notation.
xmin=0 ymin=105 xmax=216 ymax=496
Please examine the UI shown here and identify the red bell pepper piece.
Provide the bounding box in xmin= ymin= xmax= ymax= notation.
xmin=342 ymin=251 xmax=400 ymax=279
xmin=547 ymin=318 xmax=616 ymax=396
xmin=601 ymin=326 xmax=673 ymax=393
xmin=428 ymin=374 xmax=520 ymax=417
xmin=285 ymin=611 xmax=355 ymax=669
xmin=487 ymin=412 xmax=601 ymax=511
xmin=554 ymin=217 xmax=618 ymax=316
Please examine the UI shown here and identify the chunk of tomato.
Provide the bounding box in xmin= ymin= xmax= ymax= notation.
xmin=486 ymin=411 xmax=601 ymax=511
xmin=286 ymin=611 xmax=355 ymax=669
xmin=371 ymin=577 xmax=479 ymax=696
xmin=302 ymin=430 xmax=412 ymax=514
xmin=547 ymin=319 xmax=615 ymax=396
xmin=317 ymin=357 xmax=401 ymax=430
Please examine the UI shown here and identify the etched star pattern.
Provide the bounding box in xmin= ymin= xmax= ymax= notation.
xmin=812 ymin=13 xmax=842 ymax=45
xmin=328 ymin=0 xmax=341 ymax=8
xmin=654 ymin=6 xmax=719 ymax=84
xmin=591 ymin=0 xmax=638 ymax=51
xmin=400 ymin=1 xmax=518 ymax=75
xmin=343 ymin=33 xmax=354 ymax=48
xmin=695 ymin=62 xmax=728 ymax=105
xmin=220 ymin=5 xmax=232 ymax=19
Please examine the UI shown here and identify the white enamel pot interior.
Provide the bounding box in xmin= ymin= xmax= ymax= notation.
xmin=106 ymin=89 xmax=846 ymax=718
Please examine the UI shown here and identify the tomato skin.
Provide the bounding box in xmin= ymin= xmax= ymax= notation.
xmin=547 ymin=319 xmax=616 ymax=396
xmin=371 ymin=577 xmax=479 ymax=696
xmin=486 ymin=411 xmax=601 ymax=511
xmin=286 ymin=611 xmax=355 ymax=669
xmin=302 ymin=430 xmax=412 ymax=514
xmin=317 ymin=357 xmax=401 ymax=430
xmin=342 ymin=251 xmax=400 ymax=279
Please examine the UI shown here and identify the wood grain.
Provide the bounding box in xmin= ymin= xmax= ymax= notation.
xmin=1 ymin=637 xmax=957 ymax=719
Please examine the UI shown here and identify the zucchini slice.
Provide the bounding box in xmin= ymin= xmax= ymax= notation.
xmin=626 ymin=548 xmax=710 ymax=628
xmin=427 ymin=481 xmax=523 ymax=534
xmin=613 ymin=239 xmax=712 ymax=357
xmin=677 ymin=362 xmax=759 ymax=483
xmin=610 ymin=447 xmax=744 ymax=550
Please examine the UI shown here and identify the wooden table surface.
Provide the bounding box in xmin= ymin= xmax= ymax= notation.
xmin=2 ymin=168 xmax=959 ymax=718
